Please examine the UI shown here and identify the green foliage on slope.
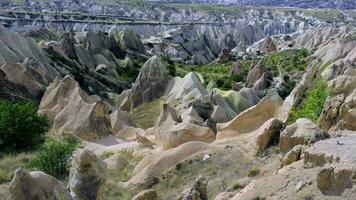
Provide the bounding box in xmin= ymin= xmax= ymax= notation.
xmin=29 ymin=137 xmax=79 ymax=179
xmin=0 ymin=101 xmax=49 ymax=151
xmin=288 ymin=81 xmax=329 ymax=123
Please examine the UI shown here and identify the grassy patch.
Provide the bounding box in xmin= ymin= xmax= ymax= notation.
xmin=129 ymin=98 xmax=161 ymax=129
xmin=247 ymin=166 xmax=260 ymax=177
xmin=288 ymin=81 xmax=328 ymax=123
xmin=103 ymin=150 xmax=142 ymax=199
xmin=261 ymin=49 xmax=309 ymax=76
xmin=0 ymin=152 xmax=36 ymax=184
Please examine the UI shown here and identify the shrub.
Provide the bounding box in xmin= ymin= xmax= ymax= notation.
xmin=0 ymin=101 xmax=49 ymax=150
xmin=247 ymin=166 xmax=260 ymax=177
xmin=288 ymin=81 xmax=328 ymax=123
xmin=30 ymin=137 xmax=79 ymax=179
xmin=300 ymin=48 xmax=309 ymax=57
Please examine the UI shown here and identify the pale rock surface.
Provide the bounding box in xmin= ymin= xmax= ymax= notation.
xmin=38 ymin=75 xmax=112 ymax=140
xmin=155 ymin=103 xmax=215 ymax=149
xmin=125 ymin=141 xmax=210 ymax=189
xmin=251 ymin=118 xmax=283 ymax=153
xmin=280 ymin=118 xmax=329 ymax=153
xmin=217 ymin=90 xmax=284 ymax=140
xmin=69 ymin=149 xmax=107 ymax=200
xmin=109 ymin=109 xmax=134 ymax=134
xmin=132 ymin=189 xmax=158 ymax=200
xmin=318 ymin=94 xmax=345 ymax=131
xmin=0 ymin=58 xmax=51 ymax=98
xmin=9 ymin=169 xmax=73 ymax=200
xmin=281 ymin=145 xmax=303 ymax=167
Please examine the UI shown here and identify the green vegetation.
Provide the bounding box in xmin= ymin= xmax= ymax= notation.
xmin=0 ymin=101 xmax=49 ymax=151
xmin=261 ymin=49 xmax=309 ymax=76
xmin=0 ymin=152 xmax=35 ymax=183
xmin=29 ymin=137 xmax=79 ymax=179
xmin=129 ymin=98 xmax=161 ymax=129
xmin=176 ymin=61 xmax=252 ymax=90
xmin=288 ymin=81 xmax=329 ymax=123
xmin=247 ymin=166 xmax=260 ymax=177
xmin=104 ymin=150 xmax=142 ymax=199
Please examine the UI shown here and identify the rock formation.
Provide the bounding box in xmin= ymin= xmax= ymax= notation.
xmin=9 ymin=169 xmax=73 ymax=200
xmin=38 ymin=76 xmax=112 ymax=140
xmin=155 ymin=103 xmax=215 ymax=149
xmin=128 ymin=56 xmax=169 ymax=109
xmin=69 ymin=149 xmax=107 ymax=200
xmin=280 ymin=118 xmax=329 ymax=153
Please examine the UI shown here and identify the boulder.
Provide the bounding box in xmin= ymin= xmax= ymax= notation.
xmin=69 ymin=149 xmax=107 ymax=200
xmin=318 ymin=94 xmax=345 ymax=131
xmin=337 ymin=89 xmax=356 ymax=131
xmin=38 ymin=76 xmax=112 ymax=141
xmin=303 ymin=134 xmax=356 ymax=167
xmin=130 ymin=56 xmax=169 ymax=109
xmin=251 ymin=118 xmax=283 ymax=153
xmin=132 ymin=189 xmax=158 ymax=200
xmin=9 ymin=169 xmax=73 ymax=200
xmin=280 ymin=118 xmax=329 ymax=153
xmin=280 ymin=145 xmax=303 ymax=167
xmin=178 ymin=176 xmax=208 ymax=200
xmin=317 ymin=164 xmax=354 ymax=195
xmin=155 ymin=103 xmax=215 ymax=149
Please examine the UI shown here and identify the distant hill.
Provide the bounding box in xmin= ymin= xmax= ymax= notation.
xmin=148 ymin=0 xmax=356 ymax=9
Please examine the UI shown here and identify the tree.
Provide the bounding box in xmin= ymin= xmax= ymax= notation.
xmin=0 ymin=101 xmax=49 ymax=150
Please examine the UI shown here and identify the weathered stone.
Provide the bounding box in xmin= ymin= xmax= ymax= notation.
xmin=155 ymin=103 xmax=215 ymax=149
xmin=252 ymin=118 xmax=283 ymax=153
xmin=38 ymin=76 xmax=112 ymax=141
xmin=217 ymin=90 xmax=284 ymax=139
xmin=9 ymin=169 xmax=73 ymax=200
xmin=303 ymin=134 xmax=356 ymax=167
xmin=279 ymin=118 xmax=329 ymax=153
xmin=281 ymin=145 xmax=303 ymax=167
xmin=318 ymin=94 xmax=345 ymax=131
xmin=178 ymin=176 xmax=208 ymax=200
xmin=130 ymin=56 xmax=169 ymax=109
xmin=132 ymin=189 xmax=158 ymax=200
xmin=245 ymin=61 xmax=272 ymax=88
xmin=317 ymin=165 xmax=354 ymax=195
xmin=69 ymin=149 xmax=107 ymax=200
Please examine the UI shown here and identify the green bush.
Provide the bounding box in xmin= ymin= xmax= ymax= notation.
xmin=288 ymin=81 xmax=328 ymax=123
xmin=0 ymin=101 xmax=49 ymax=150
xmin=30 ymin=137 xmax=79 ymax=179
xmin=300 ymin=48 xmax=309 ymax=58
